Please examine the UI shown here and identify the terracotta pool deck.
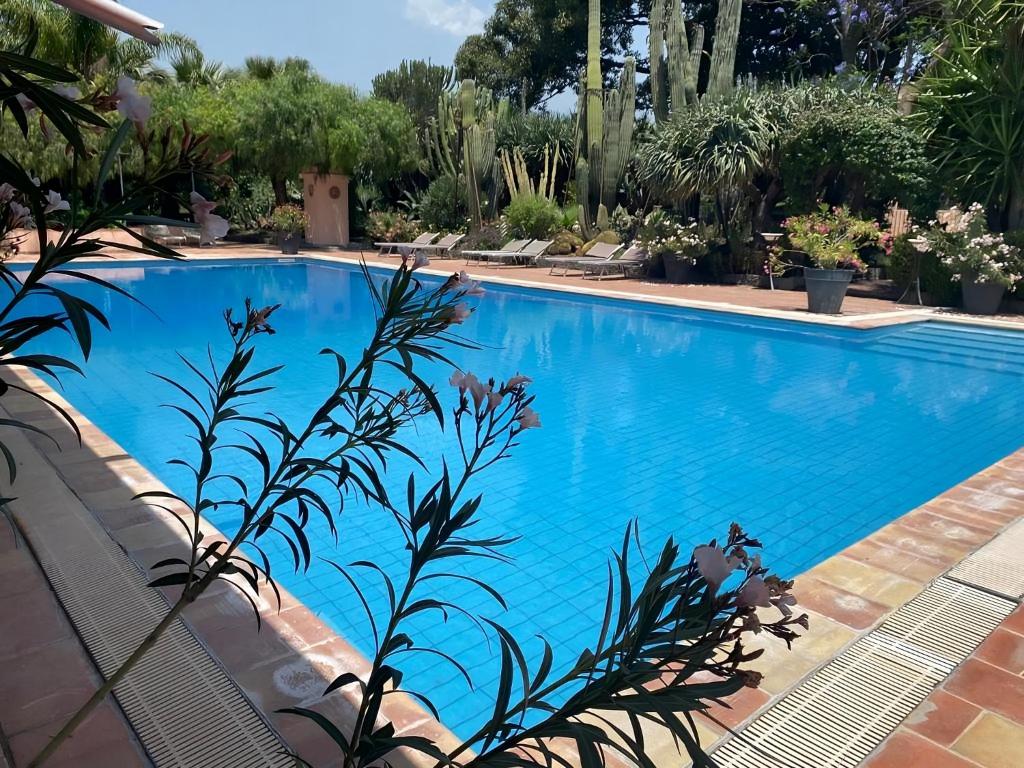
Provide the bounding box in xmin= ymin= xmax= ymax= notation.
xmin=0 ymin=244 xmax=1022 ymax=767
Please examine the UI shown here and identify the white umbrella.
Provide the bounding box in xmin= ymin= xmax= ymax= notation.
xmin=51 ymin=0 xmax=164 ymax=44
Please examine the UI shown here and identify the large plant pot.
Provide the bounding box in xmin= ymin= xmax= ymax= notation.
xmin=662 ymin=254 xmax=695 ymax=284
xmin=804 ymin=267 xmax=854 ymax=314
xmin=278 ymin=232 xmax=300 ymax=255
xmin=961 ymin=273 xmax=1005 ymax=315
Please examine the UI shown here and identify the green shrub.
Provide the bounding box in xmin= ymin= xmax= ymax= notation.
xmin=269 ymin=204 xmax=308 ymax=233
xmin=548 ymin=230 xmax=584 ymax=255
xmin=419 ymin=175 xmax=466 ymax=232
xmin=366 ymin=210 xmax=420 ymax=243
xmin=502 ymin=193 xmax=562 ymax=239
xmin=887 ymin=234 xmax=960 ymax=306
xmin=461 ymin=224 xmax=504 ymax=252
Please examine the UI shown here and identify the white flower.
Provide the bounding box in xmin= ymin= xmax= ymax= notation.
xmin=52 ymin=85 xmax=81 ymax=101
xmin=738 ymin=576 xmax=773 ymax=608
xmin=0 ymin=183 xmax=14 ymax=203
xmin=189 ymin=191 xmax=229 ymax=245
xmin=412 ymin=252 xmax=430 ymax=270
xmin=516 ymin=406 xmax=541 ymax=430
xmin=43 ymin=190 xmax=70 ymax=214
xmin=115 ymin=76 xmax=151 ymax=126
xmin=448 ymin=302 xmax=471 ymax=325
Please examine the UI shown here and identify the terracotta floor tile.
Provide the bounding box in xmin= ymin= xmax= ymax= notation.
xmin=946 ymin=659 xmax=1024 ymax=726
xmin=952 ymin=713 xmax=1024 ymax=768
xmin=0 ymin=588 xmax=73 ymax=659
xmin=1002 ymin=607 xmax=1024 ymax=636
xmin=7 ymin=703 xmax=140 ymax=768
xmin=790 ymin=575 xmax=890 ymax=629
xmin=841 ymin=537 xmax=949 ymax=583
xmin=864 ymin=730 xmax=980 ymax=767
xmin=895 ymin=509 xmax=994 ymax=548
xmin=700 ymin=684 xmax=771 ymax=730
xmin=975 ymin=627 xmax=1024 ymax=674
xmin=0 ymin=547 xmax=50 ymax=599
xmin=0 ymin=637 xmax=103 ymax=736
xmin=905 ymin=689 xmax=982 ymax=746
xmin=805 ymin=555 xmax=923 ymax=607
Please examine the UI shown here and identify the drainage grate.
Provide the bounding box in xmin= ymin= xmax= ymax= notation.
xmin=948 ymin=519 xmax=1024 ymax=600
xmin=6 ymin=427 xmax=292 ymax=767
xmin=713 ymin=577 xmax=1015 ymax=768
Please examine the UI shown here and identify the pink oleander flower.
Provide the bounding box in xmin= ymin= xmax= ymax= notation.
xmin=8 ymin=201 xmax=32 ymax=228
xmin=115 ymin=76 xmax=151 ymax=127
xmin=457 ymin=270 xmax=485 ymax=295
xmin=0 ymin=183 xmax=15 ymax=204
xmin=506 ymin=373 xmax=532 ymax=388
xmin=738 ymin=576 xmax=773 ymax=608
xmin=448 ymin=302 xmax=471 ymax=325
xmin=516 ymin=406 xmax=541 ymax=430
xmin=486 ymin=391 xmax=503 ymax=412
xmin=412 ymin=253 xmax=430 ymax=270
xmin=43 ymin=190 xmax=70 ymax=214
xmin=189 ymin=192 xmax=230 ymax=245
xmin=693 ymin=545 xmax=741 ymax=591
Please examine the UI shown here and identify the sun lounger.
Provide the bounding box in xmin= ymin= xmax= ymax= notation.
xmin=581 ymin=245 xmax=647 ymax=279
xmin=142 ymin=223 xmax=201 ymax=247
xmin=411 ymin=233 xmax=465 ymax=259
xmin=463 ymin=238 xmax=531 ymax=265
xmin=544 ymin=242 xmax=623 ymax=275
xmin=486 ymin=239 xmax=553 ymax=267
xmin=375 ymin=231 xmax=437 ymax=256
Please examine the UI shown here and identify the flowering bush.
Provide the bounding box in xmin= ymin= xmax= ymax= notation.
xmin=917 ymin=203 xmax=1024 ymax=288
xmin=366 ymin=209 xmax=420 ymax=243
xmin=636 ymin=209 xmax=709 ymax=264
xmin=268 ymin=203 xmax=308 ymax=234
xmin=502 ymin=192 xmax=562 ymax=239
xmin=779 ymin=205 xmax=882 ymax=270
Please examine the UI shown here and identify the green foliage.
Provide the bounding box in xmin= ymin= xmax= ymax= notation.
xmin=269 ymin=203 xmax=308 ymax=233
xmin=502 ymin=193 xmax=562 ymax=239
xmin=371 ymin=59 xmax=454 ymax=128
xmin=419 ymin=174 xmax=467 ymax=232
xmin=887 ymin=233 xmax=960 ymax=305
xmin=914 ymin=0 xmax=1024 ymax=229
xmin=781 ymin=88 xmax=936 ymax=217
xmin=219 ymin=173 xmax=275 ymax=231
xmin=366 ymin=210 xmax=420 ymax=243
xmin=780 ymin=205 xmax=881 ymax=269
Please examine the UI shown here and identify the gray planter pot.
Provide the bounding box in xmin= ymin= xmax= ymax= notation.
xmin=278 ymin=232 xmax=300 ymax=255
xmin=961 ymin=273 xmax=1005 ymax=315
xmin=804 ymin=267 xmax=854 ymax=314
xmin=662 ymin=254 xmax=696 ymax=284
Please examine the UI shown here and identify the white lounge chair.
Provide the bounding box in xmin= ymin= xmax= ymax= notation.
xmin=581 ymin=245 xmax=646 ymax=279
xmin=463 ymin=238 xmax=531 ymax=265
xmin=486 ymin=239 xmax=553 ymax=267
xmin=375 ymin=231 xmax=437 ymax=256
xmin=412 ymin=233 xmax=465 ymax=259
xmin=544 ymin=242 xmax=623 ymax=275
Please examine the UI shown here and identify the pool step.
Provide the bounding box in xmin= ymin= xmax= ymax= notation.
xmin=867 ymin=325 xmax=1024 ymax=376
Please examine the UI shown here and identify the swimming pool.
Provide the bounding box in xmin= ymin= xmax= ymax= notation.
xmin=23 ymin=257 xmax=1024 ymax=736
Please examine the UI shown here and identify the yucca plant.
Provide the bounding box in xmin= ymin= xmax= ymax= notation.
xmin=914 ymin=0 xmax=1024 ymax=229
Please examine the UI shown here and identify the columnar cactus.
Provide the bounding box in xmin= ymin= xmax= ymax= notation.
xmin=424 ymin=79 xmax=508 ymax=230
xmin=648 ymin=0 xmax=738 ymax=122
xmin=707 ymin=0 xmax=742 ymax=98
xmin=576 ymin=0 xmax=636 ymax=238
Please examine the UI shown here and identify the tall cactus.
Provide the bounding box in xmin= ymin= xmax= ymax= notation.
xmin=707 ymin=0 xmax=742 ymax=97
xmin=648 ymin=0 xmax=738 ymax=122
xmin=424 ymin=79 xmax=508 ymax=230
xmin=576 ymin=0 xmax=636 ymax=238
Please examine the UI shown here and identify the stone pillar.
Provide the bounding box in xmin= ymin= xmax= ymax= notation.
xmin=300 ymin=171 xmax=349 ymax=246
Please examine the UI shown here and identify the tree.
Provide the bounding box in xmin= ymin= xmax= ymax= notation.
xmin=371 ymin=59 xmax=455 ymax=128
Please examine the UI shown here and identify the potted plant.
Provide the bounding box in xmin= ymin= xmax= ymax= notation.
xmin=777 ymin=206 xmax=879 ymax=313
xmin=916 ymin=203 xmax=1023 ymax=315
xmin=637 ymin=210 xmax=709 ymax=284
xmin=269 ymin=204 xmax=309 ymax=254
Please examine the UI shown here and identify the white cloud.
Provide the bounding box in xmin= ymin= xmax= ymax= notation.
xmin=404 ymin=0 xmax=487 ymax=37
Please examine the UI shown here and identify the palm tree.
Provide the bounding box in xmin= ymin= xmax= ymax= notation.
xmin=166 ymin=50 xmax=226 ymax=88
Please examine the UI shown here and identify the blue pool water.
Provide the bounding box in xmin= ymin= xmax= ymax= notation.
xmin=22 ymin=258 xmax=1024 ymax=736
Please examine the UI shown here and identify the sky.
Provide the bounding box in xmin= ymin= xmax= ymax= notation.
xmin=129 ymin=0 xmax=496 ymax=94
